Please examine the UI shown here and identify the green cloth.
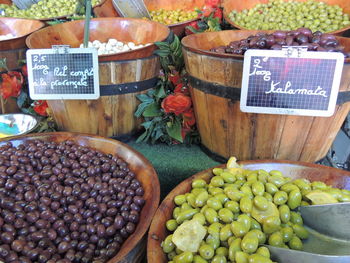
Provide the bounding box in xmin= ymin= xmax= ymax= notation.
xmin=126 ymin=140 xmax=222 ymax=199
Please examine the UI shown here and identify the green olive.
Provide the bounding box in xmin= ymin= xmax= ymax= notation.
xmin=192 ymin=213 xmax=206 ymax=225
xmin=206 ymin=234 xmax=220 ymax=250
xmin=231 ymin=221 xmax=248 ymax=238
xmin=211 ymin=176 xmax=225 ymax=187
xmin=273 ymin=191 xmax=288 ymax=205
xmin=248 ymin=253 xmax=273 ymax=263
xmin=228 ymin=238 xmax=242 ymax=261
xmin=279 ymin=204 xmax=291 ymax=223
xmin=207 ymin=197 xmax=223 ymax=211
xmin=268 ymin=231 xmax=284 ymax=247
xmin=240 ymin=196 xmax=253 ymax=214
xmin=176 ymin=208 xmax=198 ymax=224
xmin=292 ymin=224 xmax=309 ymax=239
xmin=192 ymin=179 xmax=207 ymax=189
xmin=265 ymin=183 xmax=279 ymax=195
xmin=199 ymin=244 xmax=215 ymax=260
xmin=166 ymin=219 xmax=178 ymax=231
xmin=237 ymin=214 xmax=252 ymax=231
xmin=224 ymin=200 xmax=240 ymax=213
xmin=253 ymin=196 xmax=269 ymax=211
xmin=211 ymin=255 xmax=227 ymax=263
xmin=263 ymin=216 xmax=281 ymax=234
xmin=289 ymin=236 xmax=303 ymax=250
xmin=219 ymin=224 xmax=233 ymax=242
xmin=175 ymin=195 xmax=187 ymax=205
xmin=195 ymin=191 xmax=209 ymax=207
xmin=290 ymin=212 xmax=303 ymax=225
xmin=241 ymin=234 xmax=259 ymax=253
xmin=216 ymin=247 xmax=228 ymax=257
xmin=193 ymin=255 xmax=208 ymax=263
xmin=288 ymin=190 xmax=302 ymax=210
xmin=174 ymin=251 xmax=193 ymax=263
xmin=162 ymin=234 xmax=175 ymax=253
xmin=235 ymin=251 xmax=249 ymax=263
xmin=252 ymin=181 xmax=265 ymax=196
xmin=221 ymin=171 xmax=237 ymax=183
xmin=256 ymin=246 xmax=270 ymax=258
xmin=245 ymin=229 xmax=266 ymax=245
xmin=218 ymin=208 xmax=234 ymax=223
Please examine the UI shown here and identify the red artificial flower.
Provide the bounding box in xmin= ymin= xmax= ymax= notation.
xmin=201 ymin=5 xmax=215 ymax=17
xmin=161 ymin=93 xmax=192 ymax=116
xmin=168 ymin=71 xmax=181 ymax=86
xmin=182 ymin=108 xmax=196 ymax=128
xmin=213 ymin=8 xmax=223 ymax=23
xmin=21 ymin=65 xmax=28 ymax=77
xmin=205 ymin=0 xmax=220 ymax=8
xmin=33 ymin=100 xmax=48 ymax=116
xmin=0 ymin=71 xmax=23 ymax=99
xmin=174 ymin=83 xmax=190 ymax=95
xmin=185 ymin=21 xmax=200 ymax=35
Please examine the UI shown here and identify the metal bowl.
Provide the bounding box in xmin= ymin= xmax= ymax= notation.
xmin=0 ymin=113 xmax=38 ymax=138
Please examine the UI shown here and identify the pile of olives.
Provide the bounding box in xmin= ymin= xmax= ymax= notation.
xmin=149 ymin=9 xmax=198 ymax=25
xmin=0 ymin=140 xmax=145 ymax=262
xmin=0 ymin=0 xmax=100 ymax=19
xmin=228 ymin=0 xmax=350 ymax=33
xmin=210 ymin=28 xmax=350 ymax=58
xmin=161 ymin=158 xmax=350 ymax=263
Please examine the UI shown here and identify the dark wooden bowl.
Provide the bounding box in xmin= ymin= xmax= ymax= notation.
xmin=222 ymin=0 xmax=350 ymax=35
xmin=147 ymin=160 xmax=350 ymax=263
xmin=0 ymin=17 xmax=44 ymax=50
xmin=0 ymin=0 xmax=106 ymax=21
xmin=0 ymin=132 xmax=160 ymax=263
xmin=181 ymin=29 xmax=350 ymax=62
xmin=25 ymin=17 xmax=170 ymax=61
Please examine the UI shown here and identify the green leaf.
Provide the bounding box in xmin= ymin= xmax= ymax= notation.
xmin=16 ymin=91 xmax=28 ymax=109
xmin=134 ymin=101 xmax=151 ymax=118
xmin=166 ymin=118 xmax=183 ymax=143
xmin=154 ymin=49 xmax=171 ymax=57
xmin=0 ymin=58 xmax=8 ymax=70
xmin=141 ymin=120 xmax=154 ymax=129
xmin=142 ymin=102 xmax=162 ymax=117
xmin=170 ymin=36 xmax=180 ymax=51
xmin=154 ymin=85 xmax=166 ymax=99
xmin=136 ymin=130 xmax=149 ymax=143
xmin=155 ymin=41 xmax=170 ymax=49
xmin=136 ymin=93 xmax=153 ymax=103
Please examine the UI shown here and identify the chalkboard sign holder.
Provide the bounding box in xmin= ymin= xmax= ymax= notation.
xmin=240 ymin=47 xmax=344 ymax=117
xmin=26 ymin=46 xmax=99 ymax=100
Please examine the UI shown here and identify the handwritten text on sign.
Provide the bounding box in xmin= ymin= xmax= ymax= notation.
xmin=240 ymin=49 xmax=344 ymax=117
xmin=26 ymin=48 xmax=99 ymax=100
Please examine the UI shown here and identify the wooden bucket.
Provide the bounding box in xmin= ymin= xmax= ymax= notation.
xmin=147 ymin=160 xmax=350 ymax=263
xmin=0 ymin=17 xmax=44 ymax=114
xmin=222 ymin=0 xmax=350 ymax=35
xmin=182 ymin=30 xmax=350 ymax=162
xmin=94 ymin=0 xmax=205 ymax=37
xmin=0 ymin=132 xmax=160 ymax=263
xmin=26 ymin=18 xmax=170 ymax=138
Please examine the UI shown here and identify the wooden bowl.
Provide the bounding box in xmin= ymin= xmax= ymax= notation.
xmin=181 ymin=29 xmax=350 ymax=62
xmin=147 ymin=160 xmax=350 ymax=263
xmin=26 ymin=17 xmax=170 ymax=61
xmin=0 ymin=0 xmax=106 ymax=22
xmin=0 ymin=17 xmax=44 ymax=50
xmin=222 ymin=0 xmax=350 ymax=35
xmin=144 ymin=0 xmax=205 ymax=37
xmin=0 ymin=132 xmax=160 ymax=263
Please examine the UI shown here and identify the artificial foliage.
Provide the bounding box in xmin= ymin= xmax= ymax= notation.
xmin=135 ymin=0 xmax=223 ymax=145
xmin=0 ymin=58 xmax=56 ymax=133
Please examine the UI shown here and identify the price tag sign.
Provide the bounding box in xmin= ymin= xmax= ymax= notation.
xmin=240 ymin=48 xmax=344 ymax=117
xmin=26 ymin=46 xmax=100 ymax=100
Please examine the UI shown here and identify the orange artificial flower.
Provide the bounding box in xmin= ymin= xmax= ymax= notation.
xmin=33 ymin=100 xmax=49 ymax=116
xmin=161 ymin=93 xmax=192 ymax=116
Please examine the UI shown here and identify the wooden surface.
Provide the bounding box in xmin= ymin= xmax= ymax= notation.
xmin=0 ymin=132 xmax=160 ymax=263
xmin=26 ymin=17 xmax=169 ymax=62
xmin=222 ymin=0 xmax=350 ymax=35
xmin=182 ymin=30 xmax=350 ymax=162
xmin=47 ymin=55 xmax=160 ymax=137
xmin=147 ymin=160 xmax=350 ymax=263
xmin=94 ymin=0 xmax=119 ymax=17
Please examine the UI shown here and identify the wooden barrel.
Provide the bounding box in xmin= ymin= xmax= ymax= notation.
xmin=0 ymin=17 xmax=44 ymax=114
xmin=182 ymin=30 xmax=350 ymax=162
xmin=26 ymin=18 xmax=169 ymax=137
xmin=222 ymin=0 xmax=350 ymax=36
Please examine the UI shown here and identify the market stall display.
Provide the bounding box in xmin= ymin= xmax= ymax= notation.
xmin=0 ymin=17 xmax=44 ymax=114
xmin=222 ymin=0 xmax=350 ymax=35
xmin=0 ymin=0 xmax=103 ymax=20
xmin=181 ymin=29 xmax=350 ymax=162
xmin=26 ymin=18 xmax=169 ymax=137
xmin=0 ymin=132 xmax=160 ymax=262
xmin=147 ymin=159 xmax=350 ymax=263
